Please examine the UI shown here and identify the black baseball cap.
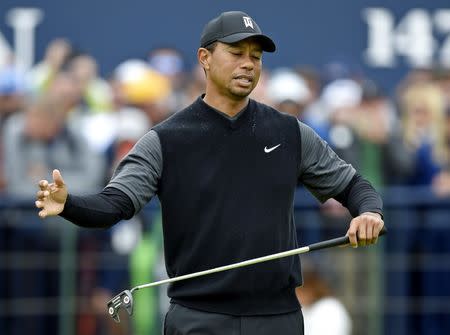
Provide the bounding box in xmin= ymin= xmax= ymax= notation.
xmin=200 ymin=11 xmax=276 ymax=52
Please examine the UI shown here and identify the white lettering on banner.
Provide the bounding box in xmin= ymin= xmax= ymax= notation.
xmin=362 ymin=8 xmax=395 ymax=67
xmin=394 ymin=9 xmax=435 ymax=68
xmin=363 ymin=7 xmax=450 ymax=68
xmin=0 ymin=7 xmax=43 ymax=71
xmin=434 ymin=9 xmax=450 ymax=67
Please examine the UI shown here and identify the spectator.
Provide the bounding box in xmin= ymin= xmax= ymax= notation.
xmin=111 ymin=107 xmax=152 ymax=171
xmin=27 ymin=38 xmax=72 ymax=95
xmin=114 ymin=59 xmax=172 ymax=125
xmin=296 ymin=261 xmax=352 ymax=335
xmin=180 ymin=63 xmax=207 ymax=106
xmin=432 ymin=106 xmax=450 ymax=196
xmin=66 ymin=53 xmax=113 ymax=113
xmin=399 ymin=82 xmax=447 ymax=186
xmin=320 ymin=79 xmax=362 ymax=169
xmin=432 ymin=67 xmax=450 ymax=106
xmin=266 ymin=68 xmax=311 ymax=118
xmin=396 ymin=68 xmax=433 ymax=102
xmin=2 ymin=94 xmax=105 ymax=196
xmin=148 ymin=46 xmax=186 ymax=89
xmin=319 ymin=79 xmax=396 ymax=186
xmin=296 ymin=66 xmax=322 ymax=108
xmin=46 ymin=71 xmax=84 ymax=116
xmin=356 ymin=80 xmax=396 ymax=186
xmin=43 ymin=70 xmax=116 ymax=156
xmin=148 ymin=46 xmax=190 ymax=114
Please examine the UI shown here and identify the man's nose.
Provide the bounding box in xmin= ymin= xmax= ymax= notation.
xmin=240 ymin=54 xmax=255 ymax=70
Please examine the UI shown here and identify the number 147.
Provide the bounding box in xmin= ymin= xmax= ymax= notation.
xmin=363 ymin=8 xmax=450 ymax=68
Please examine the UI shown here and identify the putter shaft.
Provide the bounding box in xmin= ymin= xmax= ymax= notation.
xmin=133 ymin=245 xmax=311 ymax=292
xmin=133 ymin=228 xmax=387 ymax=291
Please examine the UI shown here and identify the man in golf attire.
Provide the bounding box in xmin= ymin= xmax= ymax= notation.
xmin=36 ymin=11 xmax=384 ymax=335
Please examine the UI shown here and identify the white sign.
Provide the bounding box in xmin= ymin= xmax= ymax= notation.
xmin=362 ymin=8 xmax=450 ymax=68
xmin=0 ymin=7 xmax=43 ymax=70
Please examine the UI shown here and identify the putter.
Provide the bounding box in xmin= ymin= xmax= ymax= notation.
xmin=107 ymin=227 xmax=387 ymax=322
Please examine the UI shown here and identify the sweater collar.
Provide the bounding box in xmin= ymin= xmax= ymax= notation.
xmin=195 ymin=95 xmax=254 ymax=129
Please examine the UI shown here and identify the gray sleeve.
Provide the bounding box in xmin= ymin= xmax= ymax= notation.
xmin=298 ymin=120 xmax=356 ymax=202
xmin=106 ymin=130 xmax=162 ymax=214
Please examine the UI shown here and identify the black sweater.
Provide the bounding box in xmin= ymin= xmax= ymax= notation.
xmin=61 ymin=97 xmax=383 ymax=316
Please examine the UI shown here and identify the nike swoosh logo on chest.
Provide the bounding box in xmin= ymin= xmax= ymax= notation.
xmin=264 ymin=144 xmax=281 ymax=153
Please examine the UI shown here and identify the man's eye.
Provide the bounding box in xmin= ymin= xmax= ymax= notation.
xmin=230 ymin=50 xmax=242 ymax=55
xmin=252 ymin=55 xmax=262 ymax=60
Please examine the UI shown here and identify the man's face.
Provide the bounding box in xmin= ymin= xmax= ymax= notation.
xmin=202 ymin=39 xmax=263 ymax=100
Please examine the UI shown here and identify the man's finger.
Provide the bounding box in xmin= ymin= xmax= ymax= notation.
xmin=39 ymin=180 xmax=49 ymax=190
xmin=371 ymin=220 xmax=384 ymax=244
xmin=53 ymin=169 xmax=65 ymax=187
xmin=358 ymin=221 xmax=367 ymax=247
xmin=36 ymin=190 xmax=49 ymax=199
xmin=367 ymin=223 xmax=376 ymax=245
xmin=35 ymin=200 xmax=44 ymax=209
xmin=374 ymin=220 xmax=384 ymax=236
xmin=38 ymin=209 xmax=47 ymax=218
xmin=347 ymin=221 xmax=358 ymax=248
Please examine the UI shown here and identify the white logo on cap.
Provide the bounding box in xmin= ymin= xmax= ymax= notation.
xmin=243 ymin=16 xmax=254 ymax=29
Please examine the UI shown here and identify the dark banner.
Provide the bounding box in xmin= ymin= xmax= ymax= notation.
xmin=0 ymin=0 xmax=449 ymax=92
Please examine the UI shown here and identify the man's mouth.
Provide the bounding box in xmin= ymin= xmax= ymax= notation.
xmin=234 ymin=75 xmax=253 ymax=86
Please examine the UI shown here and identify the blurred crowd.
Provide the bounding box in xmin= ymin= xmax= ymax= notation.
xmin=1 ymin=38 xmax=450 ymax=335
xmin=1 ymin=39 xmax=450 ymax=198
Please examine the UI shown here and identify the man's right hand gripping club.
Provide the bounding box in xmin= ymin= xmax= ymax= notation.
xmin=35 ymin=169 xmax=68 ymax=218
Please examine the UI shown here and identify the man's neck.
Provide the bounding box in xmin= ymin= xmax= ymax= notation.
xmin=203 ymin=93 xmax=249 ymax=118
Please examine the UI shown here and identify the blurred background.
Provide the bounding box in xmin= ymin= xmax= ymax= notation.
xmin=0 ymin=1 xmax=450 ymax=334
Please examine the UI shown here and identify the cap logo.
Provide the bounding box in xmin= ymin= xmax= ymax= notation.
xmin=243 ymin=16 xmax=254 ymax=29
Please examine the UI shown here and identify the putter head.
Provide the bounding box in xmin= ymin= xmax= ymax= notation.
xmin=106 ymin=290 xmax=134 ymax=323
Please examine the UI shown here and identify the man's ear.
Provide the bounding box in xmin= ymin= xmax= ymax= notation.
xmin=197 ymin=48 xmax=210 ymax=71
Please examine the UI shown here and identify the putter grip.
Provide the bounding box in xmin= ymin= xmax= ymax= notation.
xmin=308 ymin=226 xmax=387 ymax=252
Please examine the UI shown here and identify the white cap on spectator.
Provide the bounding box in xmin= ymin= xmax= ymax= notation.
xmin=80 ymin=107 xmax=150 ymax=153
xmin=266 ymin=68 xmax=310 ymax=104
xmin=114 ymin=59 xmax=171 ymax=104
xmin=114 ymin=59 xmax=149 ymax=83
xmin=117 ymin=107 xmax=151 ymax=141
xmin=321 ymin=79 xmax=362 ymax=110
